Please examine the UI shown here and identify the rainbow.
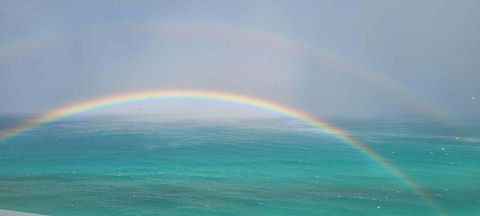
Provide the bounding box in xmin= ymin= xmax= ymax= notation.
xmin=0 ymin=21 xmax=458 ymax=128
xmin=143 ymin=22 xmax=458 ymax=127
xmin=0 ymin=89 xmax=442 ymax=214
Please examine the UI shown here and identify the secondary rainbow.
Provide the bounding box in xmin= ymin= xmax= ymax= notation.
xmin=155 ymin=22 xmax=458 ymax=126
xmin=0 ymin=21 xmax=458 ymax=128
xmin=0 ymin=89 xmax=442 ymax=214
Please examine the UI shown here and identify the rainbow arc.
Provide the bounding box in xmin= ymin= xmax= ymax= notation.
xmin=0 ymin=89 xmax=443 ymax=214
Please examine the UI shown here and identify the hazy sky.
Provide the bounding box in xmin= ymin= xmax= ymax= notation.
xmin=1 ymin=0 xmax=479 ymax=119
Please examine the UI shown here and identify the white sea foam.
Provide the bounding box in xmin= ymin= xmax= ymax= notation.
xmin=0 ymin=210 xmax=44 ymax=216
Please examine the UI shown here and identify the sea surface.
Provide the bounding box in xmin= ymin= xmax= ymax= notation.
xmin=0 ymin=116 xmax=479 ymax=216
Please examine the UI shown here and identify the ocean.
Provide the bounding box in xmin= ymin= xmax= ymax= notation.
xmin=0 ymin=116 xmax=479 ymax=215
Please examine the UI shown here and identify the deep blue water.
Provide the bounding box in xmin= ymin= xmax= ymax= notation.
xmin=0 ymin=116 xmax=479 ymax=215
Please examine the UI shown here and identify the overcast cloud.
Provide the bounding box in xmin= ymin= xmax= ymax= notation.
xmin=1 ymin=0 xmax=479 ymax=119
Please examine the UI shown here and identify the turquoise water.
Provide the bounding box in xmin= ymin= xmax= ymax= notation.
xmin=0 ymin=116 xmax=479 ymax=215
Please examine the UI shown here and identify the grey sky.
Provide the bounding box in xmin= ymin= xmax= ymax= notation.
xmin=0 ymin=0 xmax=479 ymax=119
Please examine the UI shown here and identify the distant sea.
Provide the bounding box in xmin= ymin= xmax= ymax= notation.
xmin=0 ymin=116 xmax=479 ymax=215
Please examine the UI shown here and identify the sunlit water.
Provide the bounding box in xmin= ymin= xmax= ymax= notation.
xmin=0 ymin=116 xmax=479 ymax=215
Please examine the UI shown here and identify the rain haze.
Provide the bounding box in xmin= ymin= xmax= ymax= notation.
xmin=2 ymin=2 xmax=480 ymax=216
xmin=1 ymin=0 xmax=479 ymax=119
